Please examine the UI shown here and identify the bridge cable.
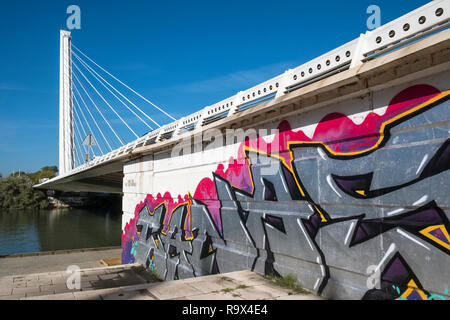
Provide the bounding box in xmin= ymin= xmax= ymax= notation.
xmin=73 ymin=102 xmax=98 ymax=158
xmin=72 ymin=89 xmax=108 ymax=155
xmin=73 ymin=121 xmax=89 ymax=164
xmin=72 ymin=72 xmax=124 ymax=147
xmin=71 ymin=44 xmax=176 ymax=122
xmin=73 ymin=84 xmax=112 ymax=153
xmin=73 ymin=117 xmax=88 ymax=154
xmin=72 ymin=82 xmax=114 ymax=152
xmin=70 ymin=108 xmax=87 ymax=165
xmin=72 ymin=63 xmax=138 ymax=141
xmin=72 ymin=132 xmax=84 ymax=167
xmin=73 ymin=108 xmax=95 ymax=160
xmin=75 ymin=134 xmax=87 ymax=167
xmin=72 ymin=52 xmax=157 ymax=130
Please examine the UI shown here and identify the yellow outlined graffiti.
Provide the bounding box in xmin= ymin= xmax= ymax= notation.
xmin=231 ymin=91 xmax=449 ymax=225
xmin=146 ymin=201 xmax=166 ymax=216
xmin=396 ymin=279 xmax=429 ymax=300
xmin=242 ymin=145 xmax=328 ymax=223
xmin=158 ymin=200 xmax=194 ymax=241
xmin=286 ymin=90 xmax=450 ymax=160
xmin=419 ymin=224 xmax=450 ymax=251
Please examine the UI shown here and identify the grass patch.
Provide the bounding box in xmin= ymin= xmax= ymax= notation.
xmin=219 ymin=276 xmax=233 ymax=282
xmin=236 ymin=284 xmax=249 ymax=289
xmin=217 ymin=276 xmax=235 ymax=285
xmin=147 ymin=268 xmax=164 ymax=282
xmin=218 ymin=284 xmax=248 ymax=294
xmin=265 ymin=274 xmax=310 ymax=295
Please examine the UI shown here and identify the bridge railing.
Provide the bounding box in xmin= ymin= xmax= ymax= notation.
xmin=360 ymin=0 xmax=449 ymax=61
xmin=68 ymin=0 xmax=449 ymax=175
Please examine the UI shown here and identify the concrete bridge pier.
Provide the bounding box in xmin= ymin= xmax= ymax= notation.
xmin=120 ymin=29 xmax=450 ymax=300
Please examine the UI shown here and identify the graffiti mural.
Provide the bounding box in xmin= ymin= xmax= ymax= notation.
xmin=122 ymin=84 xmax=450 ymax=300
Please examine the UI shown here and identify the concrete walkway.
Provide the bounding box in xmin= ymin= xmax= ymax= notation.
xmin=0 ymin=265 xmax=322 ymax=300
xmin=0 ymin=248 xmax=323 ymax=300
xmin=0 ymin=264 xmax=157 ymax=300
xmin=0 ymin=247 xmax=122 ymax=277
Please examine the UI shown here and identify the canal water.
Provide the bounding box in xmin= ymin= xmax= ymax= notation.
xmin=0 ymin=207 xmax=122 ymax=256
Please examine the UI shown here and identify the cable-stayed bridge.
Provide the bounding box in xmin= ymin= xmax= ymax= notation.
xmin=33 ymin=1 xmax=450 ymax=300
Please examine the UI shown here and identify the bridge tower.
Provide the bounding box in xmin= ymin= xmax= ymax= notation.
xmin=59 ymin=30 xmax=74 ymax=175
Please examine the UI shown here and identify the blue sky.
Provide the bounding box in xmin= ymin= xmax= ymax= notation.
xmin=0 ymin=0 xmax=429 ymax=175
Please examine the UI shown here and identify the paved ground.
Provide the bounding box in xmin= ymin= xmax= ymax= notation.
xmin=0 ymin=263 xmax=159 ymax=300
xmin=0 ymin=247 xmax=122 ymax=277
xmin=0 ymin=248 xmax=323 ymax=300
xmin=0 ymin=267 xmax=322 ymax=300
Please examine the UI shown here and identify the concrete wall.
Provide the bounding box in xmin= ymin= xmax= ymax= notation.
xmin=121 ymin=70 xmax=450 ymax=300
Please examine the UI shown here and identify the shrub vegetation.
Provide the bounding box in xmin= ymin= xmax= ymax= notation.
xmin=0 ymin=166 xmax=58 ymax=210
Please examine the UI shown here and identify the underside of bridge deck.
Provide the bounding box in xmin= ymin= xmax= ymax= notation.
xmin=35 ymin=161 xmax=124 ymax=194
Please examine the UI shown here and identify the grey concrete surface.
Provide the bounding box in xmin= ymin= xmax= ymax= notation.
xmin=0 ymin=247 xmax=121 ymax=277
xmin=0 ymin=250 xmax=323 ymax=300
xmin=15 ymin=269 xmax=322 ymax=300
xmin=0 ymin=263 xmax=159 ymax=299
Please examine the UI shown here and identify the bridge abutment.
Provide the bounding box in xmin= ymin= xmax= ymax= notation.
xmin=120 ymin=30 xmax=450 ymax=299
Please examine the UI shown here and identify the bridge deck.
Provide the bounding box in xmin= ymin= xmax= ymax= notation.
xmin=35 ymin=28 xmax=450 ymax=194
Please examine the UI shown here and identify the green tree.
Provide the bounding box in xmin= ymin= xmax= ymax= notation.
xmin=41 ymin=166 xmax=58 ymax=173
xmin=0 ymin=171 xmax=52 ymax=210
xmin=24 ymin=166 xmax=58 ymax=184
xmin=0 ymin=175 xmax=45 ymax=209
xmin=0 ymin=166 xmax=58 ymax=210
